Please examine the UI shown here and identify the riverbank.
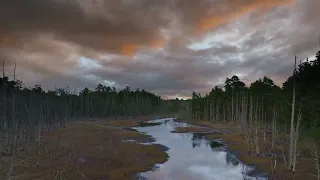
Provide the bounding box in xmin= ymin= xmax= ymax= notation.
xmin=173 ymin=119 xmax=317 ymax=180
xmin=0 ymin=119 xmax=168 ymax=180
xmin=171 ymin=126 xmax=212 ymax=133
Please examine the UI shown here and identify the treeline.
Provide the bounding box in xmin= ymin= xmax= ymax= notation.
xmin=0 ymin=77 xmax=161 ymax=155
xmin=159 ymin=98 xmax=191 ymax=115
xmin=188 ymin=50 xmax=320 ymax=172
xmin=191 ymin=50 xmax=320 ymax=138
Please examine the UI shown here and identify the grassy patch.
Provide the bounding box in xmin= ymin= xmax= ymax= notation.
xmin=137 ymin=122 xmax=163 ymax=127
xmin=204 ymin=125 xmax=316 ymax=180
xmin=174 ymin=119 xmax=318 ymax=180
xmin=174 ymin=119 xmax=240 ymax=133
xmin=104 ymin=120 xmax=142 ymax=127
xmin=0 ymin=121 xmax=168 ymax=180
xmin=206 ymin=133 xmax=246 ymax=143
xmin=171 ymin=126 xmax=212 ymax=133
xmin=103 ymin=116 xmax=158 ymax=128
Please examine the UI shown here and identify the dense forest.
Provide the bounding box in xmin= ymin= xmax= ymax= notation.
xmin=187 ymin=50 xmax=320 ymax=172
xmin=0 ymin=77 xmax=161 ymax=155
xmin=189 ymin=50 xmax=320 ymax=137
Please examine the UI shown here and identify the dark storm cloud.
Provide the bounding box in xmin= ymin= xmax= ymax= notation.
xmin=1 ymin=0 xmax=319 ymax=97
xmin=85 ymin=47 xmax=250 ymax=97
xmin=0 ymin=0 xmax=291 ymax=53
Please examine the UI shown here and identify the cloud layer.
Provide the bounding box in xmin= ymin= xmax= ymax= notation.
xmin=1 ymin=0 xmax=319 ymax=98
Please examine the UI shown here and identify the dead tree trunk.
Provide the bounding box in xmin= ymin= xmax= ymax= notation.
xmin=311 ymin=139 xmax=320 ymax=180
xmin=271 ymin=103 xmax=277 ymax=151
xmin=289 ymin=56 xmax=297 ymax=171
xmin=292 ymin=106 xmax=302 ymax=172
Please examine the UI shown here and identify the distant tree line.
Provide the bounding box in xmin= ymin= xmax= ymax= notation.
xmin=190 ymin=50 xmax=320 ymax=138
xmin=159 ymin=98 xmax=191 ymax=116
xmin=189 ymin=50 xmax=320 ymax=172
xmin=0 ymin=76 xmax=161 ymax=155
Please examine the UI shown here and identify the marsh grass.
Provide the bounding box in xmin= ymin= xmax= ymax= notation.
xmin=176 ymin=119 xmax=318 ymax=180
xmin=171 ymin=126 xmax=212 ymax=133
xmin=0 ymin=121 xmax=168 ymax=180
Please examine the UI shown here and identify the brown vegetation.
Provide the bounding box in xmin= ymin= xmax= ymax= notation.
xmin=176 ymin=119 xmax=318 ymax=180
xmin=0 ymin=121 xmax=168 ymax=180
xmin=104 ymin=119 xmax=142 ymax=127
xmin=174 ymin=119 xmax=240 ymax=132
xmin=171 ymin=126 xmax=212 ymax=133
xmin=103 ymin=116 xmax=160 ymax=127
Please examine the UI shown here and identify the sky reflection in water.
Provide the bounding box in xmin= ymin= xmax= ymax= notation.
xmin=134 ymin=118 xmax=251 ymax=180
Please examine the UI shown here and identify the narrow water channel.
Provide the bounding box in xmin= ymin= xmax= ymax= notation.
xmin=134 ymin=118 xmax=267 ymax=180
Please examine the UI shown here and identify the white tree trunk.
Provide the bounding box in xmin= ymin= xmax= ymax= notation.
xmin=289 ymin=56 xmax=297 ymax=170
xmin=293 ymin=108 xmax=302 ymax=172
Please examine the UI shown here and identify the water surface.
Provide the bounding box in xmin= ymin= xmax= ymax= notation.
xmin=134 ymin=118 xmax=267 ymax=180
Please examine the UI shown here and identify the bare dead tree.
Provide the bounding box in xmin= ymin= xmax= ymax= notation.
xmin=271 ymin=153 xmax=277 ymax=179
xmin=292 ymin=106 xmax=302 ymax=172
xmin=276 ymin=127 xmax=288 ymax=170
xmin=240 ymin=92 xmax=251 ymax=153
xmin=2 ymin=61 xmax=4 ymax=78
xmin=309 ymin=139 xmax=320 ymax=180
xmin=271 ymin=103 xmax=278 ymax=151
xmin=13 ymin=63 xmax=16 ymax=82
xmin=254 ymin=99 xmax=260 ymax=155
xmin=288 ymin=56 xmax=297 ymax=171
xmin=249 ymin=95 xmax=255 ymax=152
xmin=231 ymin=88 xmax=234 ymax=123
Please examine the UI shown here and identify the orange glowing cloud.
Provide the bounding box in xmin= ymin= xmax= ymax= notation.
xmin=195 ymin=0 xmax=292 ymax=34
xmin=0 ymin=36 xmax=14 ymax=46
xmin=149 ymin=37 xmax=167 ymax=49
xmin=120 ymin=43 xmax=141 ymax=56
xmin=120 ymin=38 xmax=167 ymax=56
xmin=0 ymin=29 xmax=13 ymax=45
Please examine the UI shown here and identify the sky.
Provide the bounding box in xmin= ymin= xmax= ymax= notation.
xmin=0 ymin=0 xmax=319 ymax=99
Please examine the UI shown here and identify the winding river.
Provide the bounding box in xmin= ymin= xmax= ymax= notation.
xmin=134 ymin=118 xmax=267 ymax=180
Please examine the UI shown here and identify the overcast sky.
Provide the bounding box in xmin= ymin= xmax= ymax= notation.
xmin=0 ymin=0 xmax=319 ymax=98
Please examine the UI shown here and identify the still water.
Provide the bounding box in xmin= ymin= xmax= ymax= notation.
xmin=134 ymin=118 xmax=267 ymax=180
